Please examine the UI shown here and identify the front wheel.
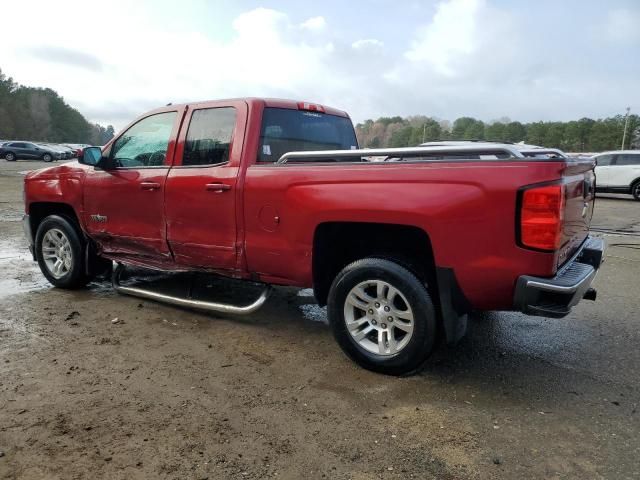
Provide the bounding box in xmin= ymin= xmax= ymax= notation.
xmin=35 ymin=215 xmax=91 ymax=289
xmin=42 ymin=153 xmax=53 ymax=162
xmin=327 ymin=258 xmax=437 ymax=376
xmin=632 ymin=181 xmax=640 ymax=201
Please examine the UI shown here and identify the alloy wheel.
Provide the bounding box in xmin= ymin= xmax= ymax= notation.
xmin=343 ymin=279 xmax=414 ymax=356
xmin=41 ymin=228 xmax=73 ymax=279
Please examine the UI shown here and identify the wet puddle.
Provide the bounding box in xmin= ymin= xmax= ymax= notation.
xmin=297 ymin=288 xmax=328 ymax=324
xmin=0 ymin=241 xmax=51 ymax=299
xmin=0 ymin=243 xmax=330 ymax=326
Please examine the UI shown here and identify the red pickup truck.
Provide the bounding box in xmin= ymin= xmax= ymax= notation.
xmin=23 ymin=98 xmax=604 ymax=375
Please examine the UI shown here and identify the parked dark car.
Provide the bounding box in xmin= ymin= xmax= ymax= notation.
xmin=0 ymin=142 xmax=61 ymax=162
xmin=39 ymin=143 xmax=72 ymax=160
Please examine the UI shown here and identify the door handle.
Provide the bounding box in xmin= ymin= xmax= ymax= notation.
xmin=205 ymin=183 xmax=232 ymax=193
xmin=140 ymin=182 xmax=161 ymax=191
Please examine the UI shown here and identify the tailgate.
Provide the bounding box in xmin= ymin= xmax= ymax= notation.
xmin=557 ymin=157 xmax=596 ymax=267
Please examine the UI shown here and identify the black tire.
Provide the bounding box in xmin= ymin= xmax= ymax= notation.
xmin=327 ymin=258 xmax=437 ymax=376
xmin=42 ymin=153 xmax=53 ymax=162
xmin=35 ymin=215 xmax=91 ymax=289
xmin=5 ymin=152 xmax=16 ymax=161
xmin=632 ymin=180 xmax=640 ymax=201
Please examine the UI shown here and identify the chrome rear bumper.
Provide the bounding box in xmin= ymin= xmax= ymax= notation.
xmin=513 ymin=236 xmax=605 ymax=318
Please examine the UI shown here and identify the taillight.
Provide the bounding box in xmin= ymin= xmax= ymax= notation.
xmin=297 ymin=102 xmax=325 ymax=113
xmin=519 ymin=184 xmax=565 ymax=251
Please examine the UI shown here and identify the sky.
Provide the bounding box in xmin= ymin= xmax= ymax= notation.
xmin=1 ymin=0 xmax=639 ymax=130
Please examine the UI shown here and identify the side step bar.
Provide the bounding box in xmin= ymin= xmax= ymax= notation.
xmin=112 ymin=264 xmax=272 ymax=315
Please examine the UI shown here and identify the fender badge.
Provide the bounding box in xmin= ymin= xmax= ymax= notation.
xmin=90 ymin=214 xmax=108 ymax=223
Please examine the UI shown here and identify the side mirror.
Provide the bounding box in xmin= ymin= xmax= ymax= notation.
xmin=79 ymin=146 xmax=114 ymax=169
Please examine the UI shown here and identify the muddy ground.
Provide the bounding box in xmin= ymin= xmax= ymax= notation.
xmin=0 ymin=159 xmax=638 ymax=479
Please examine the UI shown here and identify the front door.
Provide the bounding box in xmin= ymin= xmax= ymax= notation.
xmin=610 ymin=153 xmax=640 ymax=187
xmin=164 ymin=101 xmax=247 ymax=271
xmin=83 ymin=109 xmax=183 ymax=260
xmin=24 ymin=143 xmax=40 ymax=158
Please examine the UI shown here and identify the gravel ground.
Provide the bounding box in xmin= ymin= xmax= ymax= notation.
xmin=0 ymin=159 xmax=639 ymax=479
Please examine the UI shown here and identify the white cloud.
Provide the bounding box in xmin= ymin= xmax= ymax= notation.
xmin=352 ymin=39 xmax=384 ymax=50
xmin=0 ymin=5 xmax=341 ymax=127
xmin=405 ymin=0 xmax=483 ymax=76
xmin=300 ymin=16 xmax=327 ymax=31
xmin=0 ymin=0 xmax=637 ymax=130
xmin=605 ymin=8 xmax=640 ymax=43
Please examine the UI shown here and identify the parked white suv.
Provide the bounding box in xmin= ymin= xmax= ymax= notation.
xmin=593 ymin=151 xmax=640 ymax=201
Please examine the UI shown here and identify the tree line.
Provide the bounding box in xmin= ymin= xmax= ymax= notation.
xmin=0 ymin=68 xmax=114 ymax=145
xmin=356 ymin=114 xmax=640 ymax=152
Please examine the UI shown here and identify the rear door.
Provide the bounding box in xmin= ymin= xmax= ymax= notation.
xmin=610 ymin=153 xmax=640 ymax=188
xmin=9 ymin=142 xmax=28 ymax=158
xmin=164 ymin=100 xmax=247 ymax=271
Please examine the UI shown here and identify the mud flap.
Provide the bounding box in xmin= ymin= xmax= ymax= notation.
xmin=435 ymin=267 xmax=471 ymax=346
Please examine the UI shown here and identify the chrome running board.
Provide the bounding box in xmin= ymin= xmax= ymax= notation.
xmin=112 ymin=263 xmax=272 ymax=315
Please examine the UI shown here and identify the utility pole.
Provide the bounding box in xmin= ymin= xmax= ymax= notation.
xmin=422 ymin=123 xmax=427 ymax=143
xmin=621 ymin=107 xmax=631 ymax=150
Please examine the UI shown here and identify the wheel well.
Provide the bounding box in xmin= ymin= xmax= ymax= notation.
xmin=312 ymin=222 xmax=436 ymax=306
xmin=29 ymin=202 xmax=81 ymax=236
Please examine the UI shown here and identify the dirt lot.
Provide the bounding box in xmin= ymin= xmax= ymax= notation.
xmin=1 ymin=159 xmax=639 ymax=479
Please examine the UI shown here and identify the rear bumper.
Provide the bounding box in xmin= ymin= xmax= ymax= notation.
xmin=513 ymin=236 xmax=605 ymax=318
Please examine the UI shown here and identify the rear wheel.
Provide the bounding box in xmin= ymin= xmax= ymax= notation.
xmin=632 ymin=181 xmax=640 ymax=201
xmin=42 ymin=153 xmax=53 ymax=162
xmin=5 ymin=152 xmax=16 ymax=161
xmin=327 ymin=258 xmax=437 ymax=376
xmin=35 ymin=215 xmax=91 ymax=289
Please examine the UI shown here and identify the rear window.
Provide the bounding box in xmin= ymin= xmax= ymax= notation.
xmin=522 ymin=150 xmax=565 ymax=159
xmin=258 ymin=108 xmax=357 ymax=163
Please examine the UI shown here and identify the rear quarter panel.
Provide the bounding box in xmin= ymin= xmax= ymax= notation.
xmin=243 ymin=161 xmax=569 ymax=310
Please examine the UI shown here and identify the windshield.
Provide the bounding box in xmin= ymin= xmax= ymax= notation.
xmin=258 ymin=107 xmax=357 ymax=162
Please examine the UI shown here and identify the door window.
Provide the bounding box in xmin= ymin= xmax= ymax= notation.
xmin=111 ymin=112 xmax=177 ymax=168
xmin=182 ymin=108 xmax=236 ymax=166
xmin=616 ymin=154 xmax=640 ymax=166
xmin=596 ymin=154 xmax=613 ymax=166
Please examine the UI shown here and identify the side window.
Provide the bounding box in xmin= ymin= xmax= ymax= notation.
xmin=183 ymin=108 xmax=236 ymax=166
xmin=596 ymin=154 xmax=613 ymax=166
xmin=111 ymin=111 xmax=177 ymax=168
xmin=616 ymin=154 xmax=640 ymax=166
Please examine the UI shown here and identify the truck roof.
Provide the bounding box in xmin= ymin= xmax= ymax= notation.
xmin=163 ymin=97 xmax=350 ymax=118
